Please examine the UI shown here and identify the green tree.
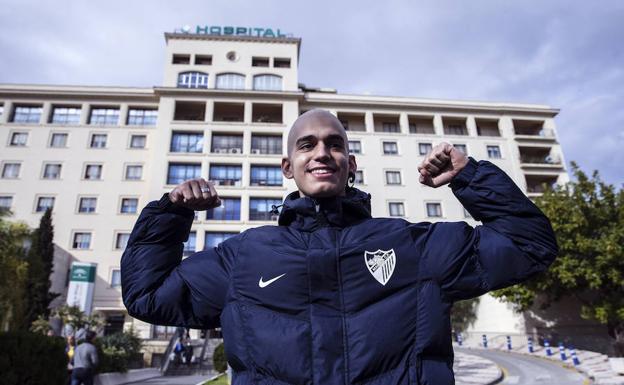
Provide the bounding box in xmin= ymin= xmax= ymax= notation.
xmin=0 ymin=209 xmax=31 ymax=331
xmin=23 ymin=208 xmax=59 ymax=329
xmin=451 ymin=297 xmax=480 ymax=333
xmin=491 ymin=163 xmax=624 ymax=355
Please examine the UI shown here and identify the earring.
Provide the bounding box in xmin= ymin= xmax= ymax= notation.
xmin=348 ymin=172 xmax=355 ymax=188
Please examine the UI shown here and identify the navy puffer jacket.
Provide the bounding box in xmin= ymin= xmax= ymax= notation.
xmin=121 ymin=158 xmax=557 ymax=385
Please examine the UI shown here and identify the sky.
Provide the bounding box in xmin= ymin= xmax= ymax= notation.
xmin=1 ymin=0 xmax=622 ymax=185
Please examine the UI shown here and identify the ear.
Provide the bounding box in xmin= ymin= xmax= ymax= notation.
xmin=281 ymin=156 xmax=294 ymax=179
xmin=348 ymin=154 xmax=357 ymax=175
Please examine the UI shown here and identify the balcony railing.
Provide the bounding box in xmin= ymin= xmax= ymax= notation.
xmin=520 ymin=155 xmax=562 ymax=165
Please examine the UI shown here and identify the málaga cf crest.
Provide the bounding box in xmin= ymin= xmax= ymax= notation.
xmin=364 ymin=249 xmax=396 ymax=286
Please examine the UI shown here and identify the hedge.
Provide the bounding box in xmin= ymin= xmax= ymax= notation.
xmin=0 ymin=331 xmax=68 ymax=385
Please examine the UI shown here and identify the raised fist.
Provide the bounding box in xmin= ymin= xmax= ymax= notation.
xmin=169 ymin=178 xmax=221 ymax=211
xmin=418 ymin=142 xmax=469 ymax=188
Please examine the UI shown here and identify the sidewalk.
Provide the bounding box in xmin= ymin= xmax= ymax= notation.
xmin=456 ymin=339 xmax=624 ymax=385
xmin=454 ymin=351 xmax=503 ymax=385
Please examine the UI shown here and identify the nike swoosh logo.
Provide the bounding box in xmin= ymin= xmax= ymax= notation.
xmin=258 ymin=273 xmax=286 ymax=288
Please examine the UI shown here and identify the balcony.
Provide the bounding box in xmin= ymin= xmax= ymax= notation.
xmin=519 ymin=146 xmax=563 ymax=169
xmin=173 ymin=101 xmax=205 ymax=121
xmin=252 ymin=103 xmax=282 ymax=123
xmin=213 ymin=102 xmax=244 ymax=122
xmin=525 ymin=174 xmax=558 ymax=196
xmin=476 ymin=119 xmax=500 ymax=137
xmin=513 ymin=119 xmax=556 ymax=141
xmin=373 ymin=113 xmax=401 ymax=133
xmin=408 ymin=116 xmax=435 ymax=135
xmin=337 ymin=112 xmax=366 ymax=132
xmin=442 ymin=117 xmax=468 ymax=136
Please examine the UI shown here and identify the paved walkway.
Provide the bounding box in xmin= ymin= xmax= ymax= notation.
xmin=125 ymin=375 xmax=209 ymax=385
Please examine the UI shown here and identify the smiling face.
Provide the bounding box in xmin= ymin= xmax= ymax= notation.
xmin=282 ymin=109 xmax=357 ymax=198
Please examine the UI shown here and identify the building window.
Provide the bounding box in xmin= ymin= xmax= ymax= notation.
xmin=9 ymin=132 xmax=28 ymax=146
xmin=419 ymin=143 xmax=432 ymax=156
xmin=388 ymin=202 xmax=405 ymax=217
xmin=385 ymin=171 xmax=402 ymax=185
xmin=43 ymin=163 xmax=62 ymax=179
xmin=216 ymin=73 xmax=245 ymax=89
xmin=172 ymin=54 xmax=190 ymax=64
xmin=152 ymin=325 xmax=178 ymax=340
xmin=381 ymin=122 xmax=400 ymax=133
xmin=129 ymin=134 xmax=146 ymax=149
xmin=171 ymin=132 xmax=203 ymax=153
xmin=36 ymin=196 xmax=55 ymax=212
xmin=183 ymin=231 xmax=197 ymax=256
xmin=12 ymin=105 xmax=42 ymax=123
xmin=249 ymin=198 xmax=282 ymax=221
xmin=354 ymin=170 xmax=364 ymax=184
xmin=2 ymin=163 xmax=20 ymax=179
xmin=487 ymin=145 xmax=502 ymax=159
xmin=273 ymin=58 xmax=291 ymax=68
xmin=209 ymin=164 xmax=242 ymax=186
xmin=454 ymin=144 xmax=467 ymax=155
xmin=90 ymin=134 xmax=107 ymax=148
xmin=51 ymin=107 xmax=81 ymax=124
xmin=348 ymin=140 xmax=362 ymax=154
xmin=251 ymin=135 xmax=282 ymax=155
xmin=127 ymin=108 xmax=158 ymax=126
xmin=252 ymin=103 xmax=282 ymax=123
xmin=212 ymin=102 xmax=243 ymax=122
xmin=211 ymin=134 xmax=243 ymax=154
xmin=204 ymin=232 xmax=237 ymax=250
xmin=250 ymin=165 xmax=282 ymax=186
xmin=124 ymin=165 xmax=143 ymax=180
xmin=167 ymin=163 xmax=201 ymax=185
xmin=72 ymin=232 xmax=91 ymax=249
xmin=252 ymin=74 xmax=282 ymax=91
xmin=78 ymin=197 xmax=97 ymax=213
xmin=89 ymin=108 xmax=119 ymax=125
xmin=0 ymin=104 xmax=3 ymax=119
xmin=84 ymin=164 xmax=102 ymax=180
xmin=50 ymin=133 xmax=68 ymax=148
xmin=252 ymin=57 xmax=269 ymax=67
xmin=120 ymin=198 xmax=138 ymax=214
xmin=426 ymin=202 xmax=442 ymax=218
xmin=111 ymin=269 xmax=121 ymax=288
xmin=382 ymin=141 xmax=398 ymax=155
xmin=0 ymin=196 xmax=12 ymax=211
xmin=177 ymin=71 xmax=209 ymax=89
xmin=115 ymin=233 xmax=130 ymax=250
xmin=207 ymin=198 xmax=241 ymax=221
xmin=195 ymin=55 xmax=212 ymax=65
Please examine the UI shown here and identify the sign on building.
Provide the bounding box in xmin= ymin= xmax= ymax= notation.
xmin=66 ymin=262 xmax=97 ymax=315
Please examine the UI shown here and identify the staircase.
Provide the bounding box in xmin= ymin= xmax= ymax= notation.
xmin=161 ymin=328 xmax=223 ymax=376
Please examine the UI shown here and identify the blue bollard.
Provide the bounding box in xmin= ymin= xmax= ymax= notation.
xmin=545 ymin=339 xmax=552 ymax=356
xmin=457 ymin=333 xmax=463 ymax=346
xmin=570 ymin=346 xmax=581 ymax=366
xmin=506 ymin=335 xmax=512 ymax=350
xmin=559 ymin=342 xmax=567 ymax=361
xmin=482 ymin=334 xmax=488 ymax=348
xmin=527 ymin=336 xmax=534 ymax=353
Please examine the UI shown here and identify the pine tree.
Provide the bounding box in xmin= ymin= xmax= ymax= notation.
xmin=23 ymin=208 xmax=59 ymax=329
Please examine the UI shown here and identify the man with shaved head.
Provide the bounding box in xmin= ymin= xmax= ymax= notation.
xmin=122 ymin=108 xmax=557 ymax=385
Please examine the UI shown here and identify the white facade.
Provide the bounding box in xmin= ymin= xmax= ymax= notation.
xmin=0 ymin=32 xmax=568 ymax=341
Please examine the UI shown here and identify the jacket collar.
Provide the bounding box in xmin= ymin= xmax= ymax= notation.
xmin=277 ymin=187 xmax=372 ymax=232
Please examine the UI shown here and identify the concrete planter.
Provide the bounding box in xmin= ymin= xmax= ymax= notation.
xmin=609 ymin=357 xmax=624 ymax=375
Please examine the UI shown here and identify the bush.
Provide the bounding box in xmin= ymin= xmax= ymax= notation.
xmin=213 ymin=342 xmax=227 ymax=373
xmin=0 ymin=331 xmax=68 ymax=385
xmin=96 ymin=328 xmax=143 ymax=373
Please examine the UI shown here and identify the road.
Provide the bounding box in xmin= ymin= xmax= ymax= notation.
xmin=456 ymin=347 xmax=589 ymax=385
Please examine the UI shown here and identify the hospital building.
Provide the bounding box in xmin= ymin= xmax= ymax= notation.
xmin=0 ymin=26 xmax=569 ymax=358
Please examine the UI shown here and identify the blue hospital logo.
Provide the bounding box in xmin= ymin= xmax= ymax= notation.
xmin=364 ymin=249 xmax=396 ymax=286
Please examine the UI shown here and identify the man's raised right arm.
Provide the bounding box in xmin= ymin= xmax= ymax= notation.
xmin=121 ymin=179 xmax=238 ymax=329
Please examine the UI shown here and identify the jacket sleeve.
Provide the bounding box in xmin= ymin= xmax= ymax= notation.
xmin=421 ymin=158 xmax=558 ymax=301
xmin=121 ymin=194 xmax=239 ymax=329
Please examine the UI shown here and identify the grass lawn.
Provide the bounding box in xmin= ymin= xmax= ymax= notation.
xmin=203 ymin=374 xmax=229 ymax=385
